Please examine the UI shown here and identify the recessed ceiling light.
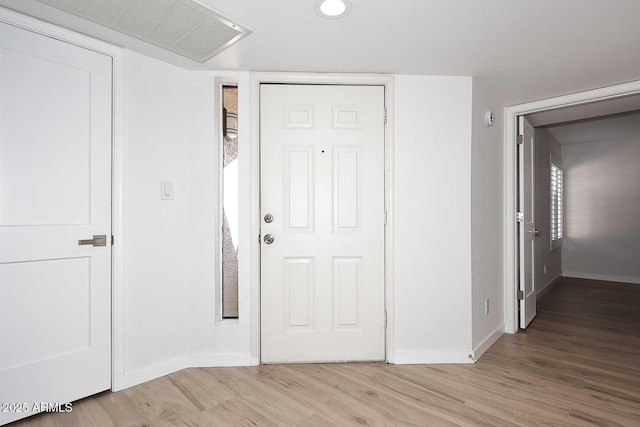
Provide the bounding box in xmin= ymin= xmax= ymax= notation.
xmin=315 ymin=0 xmax=352 ymax=19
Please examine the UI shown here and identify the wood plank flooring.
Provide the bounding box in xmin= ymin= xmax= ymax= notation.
xmin=10 ymin=277 xmax=640 ymax=426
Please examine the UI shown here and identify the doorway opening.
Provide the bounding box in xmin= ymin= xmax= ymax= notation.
xmin=505 ymin=82 xmax=640 ymax=332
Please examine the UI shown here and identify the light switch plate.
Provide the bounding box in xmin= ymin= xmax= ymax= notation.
xmin=161 ymin=181 xmax=174 ymax=200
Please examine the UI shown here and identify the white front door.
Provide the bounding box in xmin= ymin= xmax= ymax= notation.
xmin=260 ymin=84 xmax=385 ymax=363
xmin=518 ymin=116 xmax=537 ymax=328
xmin=0 ymin=22 xmax=112 ymax=424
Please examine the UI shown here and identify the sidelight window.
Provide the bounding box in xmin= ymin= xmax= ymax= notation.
xmin=221 ymin=85 xmax=239 ymax=319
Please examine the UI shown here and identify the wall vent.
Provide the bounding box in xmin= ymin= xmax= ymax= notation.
xmin=36 ymin=0 xmax=251 ymax=63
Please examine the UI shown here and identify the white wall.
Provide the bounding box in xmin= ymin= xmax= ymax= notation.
xmin=534 ymin=128 xmax=562 ymax=295
xmin=470 ymin=77 xmax=504 ymax=357
xmin=121 ymin=50 xmax=196 ymax=384
xmin=119 ymin=52 xmax=251 ymax=390
xmin=562 ymin=130 xmax=640 ymax=284
xmin=393 ymin=75 xmax=473 ymax=363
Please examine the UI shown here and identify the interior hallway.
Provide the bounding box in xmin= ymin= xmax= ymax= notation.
xmin=11 ymin=277 xmax=640 ymax=426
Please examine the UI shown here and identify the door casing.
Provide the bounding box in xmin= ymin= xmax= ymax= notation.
xmin=249 ymin=73 xmax=396 ymax=363
xmin=503 ymin=80 xmax=640 ymax=333
xmin=0 ymin=7 xmax=126 ymax=390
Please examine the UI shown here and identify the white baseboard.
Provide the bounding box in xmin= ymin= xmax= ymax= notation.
xmin=563 ymin=272 xmax=640 ymax=285
xmin=392 ymin=349 xmax=473 ymax=365
xmin=189 ymin=352 xmax=253 ymax=367
xmin=386 ymin=352 xmax=395 ymax=364
xmin=113 ymin=355 xmax=190 ymax=391
xmin=472 ymin=323 xmax=504 ymax=360
xmin=536 ymin=274 xmax=562 ymax=300
xmin=112 ymin=352 xmax=255 ymax=391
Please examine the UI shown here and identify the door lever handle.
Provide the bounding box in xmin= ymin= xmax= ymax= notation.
xmin=78 ymin=235 xmax=107 ymax=247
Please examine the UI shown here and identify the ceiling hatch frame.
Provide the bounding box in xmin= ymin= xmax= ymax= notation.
xmin=35 ymin=0 xmax=252 ymax=63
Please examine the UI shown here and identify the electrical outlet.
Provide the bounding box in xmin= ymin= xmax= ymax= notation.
xmin=543 ymin=264 xmax=548 ymax=274
xmin=485 ymin=298 xmax=490 ymax=316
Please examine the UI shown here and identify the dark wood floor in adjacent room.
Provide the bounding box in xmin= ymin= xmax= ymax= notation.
xmin=12 ymin=277 xmax=640 ymax=426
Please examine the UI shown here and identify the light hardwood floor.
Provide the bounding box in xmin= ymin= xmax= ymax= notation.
xmin=11 ymin=277 xmax=640 ymax=426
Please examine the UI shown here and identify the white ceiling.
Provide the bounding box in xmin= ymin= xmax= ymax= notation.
xmin=2 ymin=0 xmax=640 ymax=104
xmin=546 ymin=111 xmax=640 ymax=145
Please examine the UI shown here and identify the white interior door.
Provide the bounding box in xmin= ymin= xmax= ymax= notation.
xmin=0 ymin=22 xmax=112 ymax=424
xmin=260 ymin=84 xmax=385 ymax=363
xmin=518 ymin=116 xmax=537 ymax=328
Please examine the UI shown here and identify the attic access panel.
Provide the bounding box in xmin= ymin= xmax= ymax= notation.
xmin=36 ymin=0 xmax=251 ymax=63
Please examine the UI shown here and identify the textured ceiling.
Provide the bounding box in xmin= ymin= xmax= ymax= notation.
xmin=2 ymin=0 xmax=640 ymax=104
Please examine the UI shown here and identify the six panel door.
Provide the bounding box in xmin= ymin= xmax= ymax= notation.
xmin=260 ymin=84 xmax=386 ymax=363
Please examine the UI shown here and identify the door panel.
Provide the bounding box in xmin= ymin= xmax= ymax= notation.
xmin=0 ymin=22 xmax=112 ymax=425
xmin=285 ymin=147 xmax=314 ymax=230
xmin=285 ymin=258 xmax=314 ymax=329
xmin=0 ymin=49 xmax=90 ymax=226
xmin=333 ymin=148 xmax=361 ymax=229
xmin=0 ymin=258 xmax=91 ymax=370
xmin=334 ymin=257 xmax=361 ymax=329
xmin=519 ymin=116 xmax=537 ymax=328
xmin=260 ymin=84 xmax=385 ymax=363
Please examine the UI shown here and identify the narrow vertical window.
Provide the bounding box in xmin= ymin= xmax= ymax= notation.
xmin=222 ymin=86 xmax=239 ymax=318
xmin=550 ymin=161 xmax=564 ymax=249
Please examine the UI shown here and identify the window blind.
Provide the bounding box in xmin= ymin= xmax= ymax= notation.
xmin=550 ymin=163 xmax=564 ymax=241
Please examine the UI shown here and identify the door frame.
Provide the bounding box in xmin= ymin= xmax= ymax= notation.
xmin=0 ymin=7 xmax=127 ymax=389
xmin=503 ymin=79 xmax=640 ymax=333
xmin=249 ymin=73 xmax=396 ymax=363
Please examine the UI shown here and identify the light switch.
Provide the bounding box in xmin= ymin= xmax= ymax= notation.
xmin=160 ymin=181 xmax=174 ymax=200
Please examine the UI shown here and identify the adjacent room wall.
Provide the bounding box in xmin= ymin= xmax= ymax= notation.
xmin=561 ymin=122 xmax=640 ymax=284
xmin=534 ymin=128 xmax=563 ymax=296
xmin=394 ymin=75 xmax=473 ymax=363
